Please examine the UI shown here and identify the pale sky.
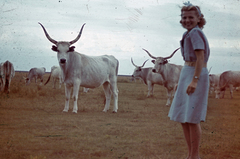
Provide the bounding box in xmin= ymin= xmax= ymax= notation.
xmin=0 ymin=0 xmax=240 ymax=75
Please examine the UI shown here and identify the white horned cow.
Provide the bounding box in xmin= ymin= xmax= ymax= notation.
xmin=215 ymin=71 xmax=240 ymax=99
xmin=39 ymin=22 xmax=119 ymax=113
xmin=45 ymin=65 xmax=63 ymax=89
xmin=143 ymin=48 xmax=182 ymax=106
xmin=131 ymin=58 xmax=167 ymax=100
xmin=0 ymin=60 xmax=15 ymax=93
xmin=24 ymin=67 xmax=46 ymax=85
xmin=209 ymin=73 xmax=220 ymax=98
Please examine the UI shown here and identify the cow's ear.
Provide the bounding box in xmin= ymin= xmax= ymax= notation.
xmin=151 ymin=60 xmax=155 ymax=64
xmin=163 ymin=60 xmax=168 ymax=64
xmin=68 ymin=46 xmax=75 ymax=52
xmin=52 ymin=45 xmax=58 ymax=52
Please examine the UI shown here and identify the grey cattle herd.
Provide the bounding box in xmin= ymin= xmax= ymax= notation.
xmin=1 ymin=23 xmax=240 ymax=113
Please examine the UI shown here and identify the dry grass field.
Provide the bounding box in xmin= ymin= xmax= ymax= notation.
xmin=0 ymin=72 xmax=240 ymax=159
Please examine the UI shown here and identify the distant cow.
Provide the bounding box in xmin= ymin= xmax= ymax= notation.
xmin=0 ymin=60 xmax=15 ymax=93
xmin=24 ymin=67 xmax=46 ymax=85
xmin=39 ymin=22 xmax=119 ymax=113
xmin=144 ymin=48 xmax=182 ymax=106
xmin=215 ymin=71 xmax=240 ymax=99
xmin=131 ymin=58 xmax=170 ymax=103
xmin=45 ymin=66 xmax=63 ymax=89
xmin=209 ymin=73 xmax=220 ymax=98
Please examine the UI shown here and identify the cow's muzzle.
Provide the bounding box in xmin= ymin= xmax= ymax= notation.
xmin=60 ymin=59 xmax=66 ymax=64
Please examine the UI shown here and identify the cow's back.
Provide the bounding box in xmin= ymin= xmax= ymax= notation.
xmin=65 ymin=52 xmax=118 ymax=88
xmin=220 ymin=71 xmax=240 ymax=87
xmin=29 ymin=67 xmax=45 ymax=77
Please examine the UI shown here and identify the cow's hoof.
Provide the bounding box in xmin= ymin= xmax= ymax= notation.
xmin=165 ymin=104 xmax=170 ymax=107
xmin=72 ymin=110 xmax=78 ymax=114
xmin=112 ymin=111 xmax=117 ymax=113
xmin=62 ymin=110 xmax=68 ymax=113
xmin=102 ymin=110 xmax=107 ymax=113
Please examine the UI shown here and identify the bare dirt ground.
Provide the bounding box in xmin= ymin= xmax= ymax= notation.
xmin=0 ymin=72 xmax=240 ymax=159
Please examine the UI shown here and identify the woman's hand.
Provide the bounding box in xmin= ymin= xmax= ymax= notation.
xmin=186 ymin=80 xmax=198 ymax=95
xmin=174 ymin=84 xmax=178 ymax=92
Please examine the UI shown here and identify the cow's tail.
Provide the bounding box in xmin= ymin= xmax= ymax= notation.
xmin=220 ymin=80 xmax=229 ymax=91
xmin=44 ymin=72 xmax=52 ymax=85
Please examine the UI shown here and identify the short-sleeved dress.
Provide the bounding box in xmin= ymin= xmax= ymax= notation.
xmin=168 ymin=25 xmax=210 ymax=124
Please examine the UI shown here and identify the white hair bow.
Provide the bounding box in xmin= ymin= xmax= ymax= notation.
xmin=183 ymin=1 xmax=201 ymax=16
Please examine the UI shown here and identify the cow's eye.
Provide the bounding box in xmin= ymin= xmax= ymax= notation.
xmin=68 ymin=46 xmax=75 ymax=52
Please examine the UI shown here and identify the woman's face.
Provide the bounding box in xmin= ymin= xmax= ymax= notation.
xmin=181 ymin=10 xmax=200 ymax=31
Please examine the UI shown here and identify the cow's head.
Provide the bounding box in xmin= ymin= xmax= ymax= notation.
xmin=23 ymin=77 xmax=30 ymax=85
xmin=39 ymin=22 xmax=86 ymax=66
xmin=214 ymin=81 xmax=229 ymax=99
xmin=143 ymin=48 xmax=180 ymax=74
xmin=131 ymin=58 xmax=148 ymax=78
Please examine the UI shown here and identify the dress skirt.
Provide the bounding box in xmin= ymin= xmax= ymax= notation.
xmin=168 ymin=65 xmax=209 ymax=124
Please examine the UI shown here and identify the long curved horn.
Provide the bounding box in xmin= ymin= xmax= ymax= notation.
xmin=163 ymin=47 xmax=180 ymax=60
xmin=69 ymin=23 xmax=86 ymax=45
xmin=141 ymin=59 xmax=149 ymax=67
xmin=142 ymin=48 xmax=157 ymax=59
xmin=131 ymin=58 xmax=138 ymax=67
xmin=38 ymin=22 xmax=58 ymax=44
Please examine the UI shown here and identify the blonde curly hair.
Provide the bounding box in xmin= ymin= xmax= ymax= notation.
xmin=180 ymin=5 xmax=206 ymax=29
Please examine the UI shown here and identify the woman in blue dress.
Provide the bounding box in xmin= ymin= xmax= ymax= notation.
xmin=168 ymin=2 xmax=210 ymax=159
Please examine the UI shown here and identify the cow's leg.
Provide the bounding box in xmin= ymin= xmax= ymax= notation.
xmin=40 ymin=77 xmax=43 ymax=85
xmin=52 ymin=78 xmax=55 ymax=88
xmin=0 ymin=79 xmax=2 ymax=91
xmin=166 ymin=89 xmax=172 ymax=106
xmin=63 ymin=84 xmax=71 ymax=112
xmin=34 ymin=77 xmax=37 ymax=84
xmin=215 ymin=90 xmax=220 ymax=99
xmin=4 ymin=78 xmax=9 ymax=93
xmin=1 ymin=78 xmax=5 ymax=91
xmin=229 ymin=85 xmax=234 ymax=99
xmin=54 ymin=78 xmax=57 ymax=89
xmin=221 ymin=90 xmax=225 ymax=99
xmin=72 ymin=81 xmax=80 ymax=113
xmin=147 ymin=83 xmax=153 ymax=97
xmin=59 ymin=77 xmax=62 ymax=88
xmin=102 ymin=82 xmax=111 ymax=112
xmin=110 ymin=81 xmax=118 ymax=113
xmin=6 ymin=78 xmax=11 ymax=93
